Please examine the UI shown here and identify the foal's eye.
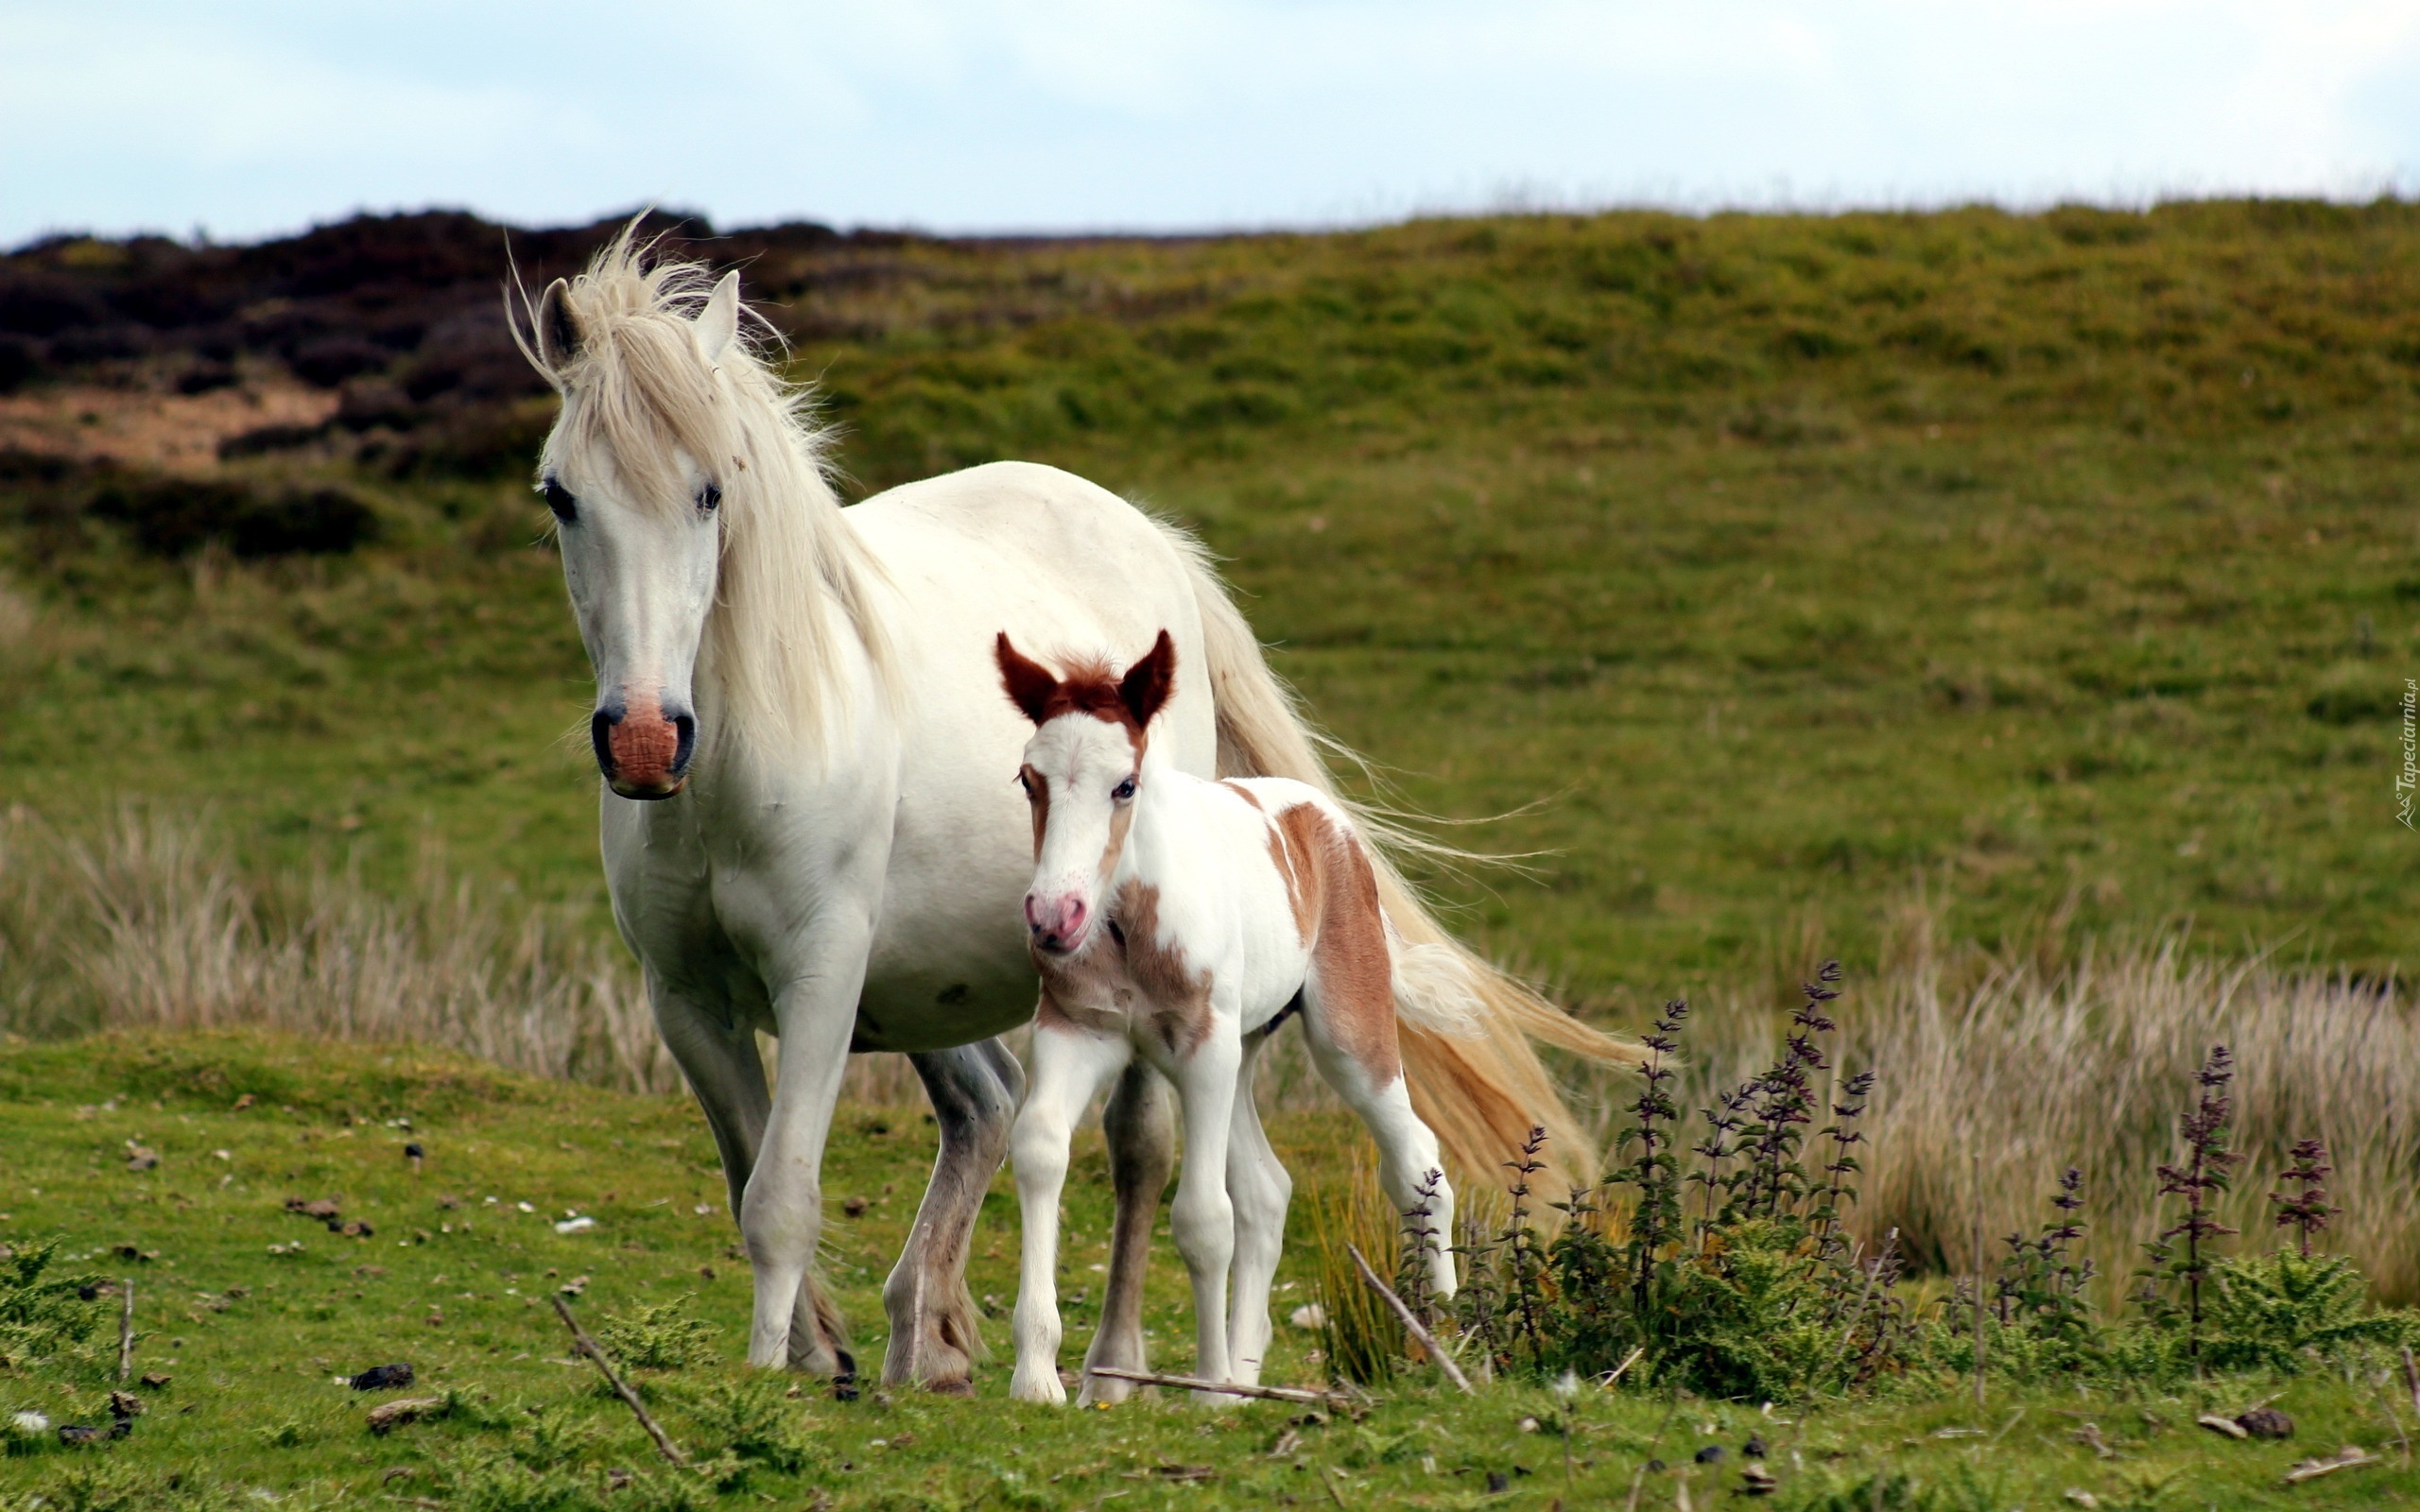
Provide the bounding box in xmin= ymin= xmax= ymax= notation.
xmin=697 ymin=483 xmax=721 ymax=514
xmin=1113 ymin=777 xmax=1137 ymax=802
xmin=541 ymin=478 xmax=577 ymax=524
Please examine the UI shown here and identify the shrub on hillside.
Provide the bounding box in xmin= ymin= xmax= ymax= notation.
xmin=86 ymin=474 xmax=379 ymax=558
xmin=0 ymin=1238 xmax=106 ymax=1370
xmin=595 ymin=1296 xmax=722 ymax=1373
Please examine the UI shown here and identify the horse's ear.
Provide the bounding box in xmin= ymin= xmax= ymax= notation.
xmin=995 ymin=633 xmax=1059 ymax=725
xmin=535 ymin=278 xmax=579 ymax=370
xmin=1118 ymin=630 xmax=1177 ymax=731
xmin=695 ymin=271 xmax=740 ymax=364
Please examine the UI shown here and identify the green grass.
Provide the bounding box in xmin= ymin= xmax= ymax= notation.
xmin=1 ymin=198 xmax=2414 ymax=1005
xmin=2 ymin=1037 xmax=2413 ymax=1511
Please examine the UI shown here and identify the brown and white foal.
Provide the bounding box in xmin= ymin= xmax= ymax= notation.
xmin=995 ymin=629 xmax=1456 ymax=1404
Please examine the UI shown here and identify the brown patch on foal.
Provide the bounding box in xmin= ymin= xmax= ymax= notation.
xmin=995 ymin=631 xmax=1176 ymax=760
xmin=1021 ymin=766 xmax=1050 ymax=856
xmin=1270 ymin=802 xmax=1400 ymax=1087
xmin=1113 ymin=880 xmax=1216 ymax=1057
xmin=1028 ymin=879 xmax=1207 ymax=1056
xmin=1264 ymin=811 xmax=1315 ymax=945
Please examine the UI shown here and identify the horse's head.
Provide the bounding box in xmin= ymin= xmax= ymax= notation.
xmin=522 ymin=260 xmax=748 ymax=800
xmin=994 ymin=630 xmax=1177 ymax=956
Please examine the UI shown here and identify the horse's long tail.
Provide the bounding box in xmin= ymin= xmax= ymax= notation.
xmin=1159 ymin=520 xmax=1647 ymax=1190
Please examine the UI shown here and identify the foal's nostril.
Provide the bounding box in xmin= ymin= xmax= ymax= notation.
xmin=670 ymin=713 xmax=697 ymax=775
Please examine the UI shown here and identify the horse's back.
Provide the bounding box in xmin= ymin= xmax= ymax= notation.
xmin=851 ymin=460 xmax=1191 ymax=599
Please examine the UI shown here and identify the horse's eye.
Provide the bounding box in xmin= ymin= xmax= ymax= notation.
xmin=1113 ymin=777 xmax=1137 ymax=802
xmin=698 ymin=483 xmax=721 ymax=514
xmin=541 ymin=478 xmax=577 ymax=524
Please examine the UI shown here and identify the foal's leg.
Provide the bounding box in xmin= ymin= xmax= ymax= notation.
xmin=1077 ymin=1061 xmax=1175 ymax=1406
xmin=884 ymin=1038 xmax=1024 ymax=1394
xmin=1011 ymin=1021 xmax=1131 ymax=1405
xmin=1165 ymin=1023 xmax=1245 ymax=1399
xmin=1223 ymin=1030 xmax=1293 ymax=1389
xmin=1300 ymin=986 xmax=1457 ymax=1301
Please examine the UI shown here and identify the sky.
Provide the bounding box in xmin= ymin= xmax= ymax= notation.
xmin=5 ymin=1 xmax=2420 ymax=247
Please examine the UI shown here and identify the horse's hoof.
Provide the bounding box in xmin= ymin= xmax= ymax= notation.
xmin=1009 ymin=1369 xmax=1066 ymax=1407
xmin=923 ymin=1375 xmax=977 ymax=1398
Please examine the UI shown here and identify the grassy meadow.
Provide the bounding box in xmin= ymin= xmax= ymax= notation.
xmin=6 ymin=1038 xmax=2418 ymax=1512
xmin=1 ymin=200 xmax=2417 ymax=1507
xmin=1 ymin=199 xmax=2412 ymax=1000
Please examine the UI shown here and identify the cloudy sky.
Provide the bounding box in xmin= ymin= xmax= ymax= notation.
xmin=5 ymin=1 xmax=2418 ymax=246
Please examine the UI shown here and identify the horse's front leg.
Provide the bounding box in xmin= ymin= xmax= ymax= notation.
xmin=1077 ymin=1060 xmax=1174 ymax=1405
xmin=745 ymin=931 xmax=875 ymax=1373
xmin=884 ymin=1038 xmax=1025 ymax=1394
xmin=1011 ymin=1018 xmax=1130 ymax=1404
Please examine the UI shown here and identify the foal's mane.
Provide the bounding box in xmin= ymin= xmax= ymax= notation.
xmin=512 ymin=223 xmax=893 ymax=763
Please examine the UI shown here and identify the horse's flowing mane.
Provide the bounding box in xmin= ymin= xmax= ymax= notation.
xmin=513 ymin=224 xmax=892 ymax=764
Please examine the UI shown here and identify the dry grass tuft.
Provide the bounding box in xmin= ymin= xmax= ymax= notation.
xmin=0 ymin=805 xmax=947 ymax=1107
xmin=1561 ymin=919 xmax=2419 ymax=1306
xmin=0 ymin=804 xmax=677 ymax=1091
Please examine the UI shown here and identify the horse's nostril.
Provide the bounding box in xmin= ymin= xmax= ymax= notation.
xmin=670 ymin=713 xmax=697 ymax=773
xmin=590 ymin=709 xmax=618 ymax=778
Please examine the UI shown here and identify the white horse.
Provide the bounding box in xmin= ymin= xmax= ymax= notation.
xmin=515 ymin=229 xmax=1641 ymax=1393
xmin=995 ymin=631 xmax=1459 ymax=1403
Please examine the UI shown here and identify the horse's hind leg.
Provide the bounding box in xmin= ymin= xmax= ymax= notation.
xmin=1223 ymin=1030 xmax=1292 ymax=1388
xmin=883 ymin=1038 xmax=1025 ymax=1395
xmin=1078 ymin=1059 xmax=1176 ymax=1404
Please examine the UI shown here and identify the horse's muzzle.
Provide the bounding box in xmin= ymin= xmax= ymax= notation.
xmin=594 ymin=699 xmax=696 ymax=800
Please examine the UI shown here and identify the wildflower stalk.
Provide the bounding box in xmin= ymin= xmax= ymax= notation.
xmin=2270 ymin=1138 xmax=2336 ymax=1258
xmin=2151 ymin=1044 xmax=2242 ymax=1360
xmin=1617 ymin=999 xmax=1689 ymax=1315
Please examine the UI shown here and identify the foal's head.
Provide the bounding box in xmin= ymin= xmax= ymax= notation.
xmin=994 ymin=630 xmax=1177 ymax=955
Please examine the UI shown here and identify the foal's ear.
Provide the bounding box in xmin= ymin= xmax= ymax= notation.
xmin=695 ymin=271 xmax=741 ymax=364
xmin=995 ymin=633 xmax=1059 ymax=725
xmin=535 ymin=278 xmax=580 ymax=370
xmin=1118 ymin=630 xmax=1178 ymax=731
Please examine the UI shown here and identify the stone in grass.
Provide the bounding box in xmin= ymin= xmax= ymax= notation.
xmin=2237 ymin=1407 xmax=2293 ymax=1440
xmin=138 ymin=1373 xmax=172 ymax=1390
xmin=351 ymin=1363 xmax=416 ymax=1392
xmin=367 ymin=1397 xmax=447 ymax=1435
xmin=1695 ymin=1445 xmax=1727 ymax=1464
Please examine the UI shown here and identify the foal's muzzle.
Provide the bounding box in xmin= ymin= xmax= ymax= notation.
xmin=1026 ymin=891 xmax=1090 ymax=955
xmin=593 ymin=697 xmax=696 ymax=799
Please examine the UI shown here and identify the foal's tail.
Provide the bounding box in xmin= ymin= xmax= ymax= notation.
xmin=1158 ymin=520 xmax=1648 ymax=1191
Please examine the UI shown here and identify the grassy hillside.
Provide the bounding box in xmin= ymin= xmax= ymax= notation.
xmin=2 ymin=1037 xmax=2412 ymax=1511
xmin=0 ymin=200 xmax=2413 ymax=1005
